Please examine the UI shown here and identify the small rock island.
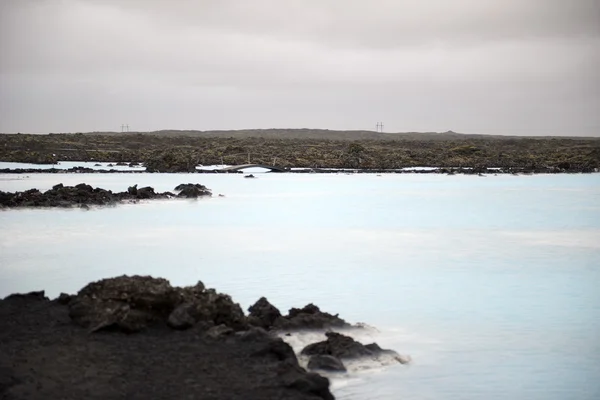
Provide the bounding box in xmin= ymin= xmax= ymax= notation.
xmin=0 ymin=183 xmax=212 ymax=208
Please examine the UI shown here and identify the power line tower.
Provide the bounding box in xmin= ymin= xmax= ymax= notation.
xmin=121 ymin=124 xmax=129 ymax=133
xmin=376 ymin=122 xmax=384 ymax=132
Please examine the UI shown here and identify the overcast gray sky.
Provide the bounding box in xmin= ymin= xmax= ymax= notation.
xmin=1 ymin=0 xmax=599 ymax=135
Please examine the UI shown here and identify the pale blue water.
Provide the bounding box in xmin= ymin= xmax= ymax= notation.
xmin=1 ymin=171 xmax=599 ymax=399
xmin=0 ymin=160 xmax=146 ymax=171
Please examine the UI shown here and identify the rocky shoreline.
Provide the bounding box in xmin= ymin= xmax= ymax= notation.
xmin=0 ymin=183 xmax=212 ymax=208
xmin=0 ymin=276 xmax=407 ymax=400
xmin=1 ymin=132 xmax=599 ymax=172
xmin=1 ymin=165 xmax=598 ymax=174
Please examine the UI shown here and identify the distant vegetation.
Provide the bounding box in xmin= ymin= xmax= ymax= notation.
xmin=0 ymin=130 xmax=598 ymax=172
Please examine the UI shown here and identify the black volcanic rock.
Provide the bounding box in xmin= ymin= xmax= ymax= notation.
xmin=167 ymin=302 xmax=201 ymax=330
xmin=174 ymin=183 xmax=212 ymax=198
xmin=3 ymin=291 xmax=48 ymax=302
xmin=302 ymin=332 xmax=372 ymax=359
xmin=307 ymin=355 xmax=347 ymax=373
xmin=55 ymin=293 xmax=73 ymax=305
xmin=273 ymin=303 xmax=349 ymax=330
xmin=135 ymin=186 xmax=156 ymax=199
xmin=68 ymin=276 xmax=179 ymax=333
xmin=248 ymin=297 xmax=282 ymax=329
xmin=0 ymin=183 xmax=215 ymax=208
xmin=301 ymin=331 xmax=407 ymax=365
xmin=0 ymin=274 xmax=411 ymax=399
xmin=0 ymin=284 xmax=334 ymax=400
xmin=68 ymin=276 xmax=247 ymax=333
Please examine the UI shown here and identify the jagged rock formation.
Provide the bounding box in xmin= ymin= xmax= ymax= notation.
xmin=248 ymin=298 xmax=349 ymax=331
xmin=0 ymin=275 xmax=411 ymax=399
xmin=0 ymin=183 xmax=212 ymax=208
xmin=0 ymin=277 xmax=334 ymax=400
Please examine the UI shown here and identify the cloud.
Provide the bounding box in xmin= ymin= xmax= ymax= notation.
xmin=0 ymin=0 xmax=598 ymax=134
xmin=76 ymin=0 xmax=600 ymax=46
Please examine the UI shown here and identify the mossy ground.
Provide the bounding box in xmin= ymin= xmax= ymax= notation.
xmin=1 ymin=130 xmax=598 ymax=171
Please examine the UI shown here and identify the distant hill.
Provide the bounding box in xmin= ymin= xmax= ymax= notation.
xmin=85 ymin=129 xmax=514 ymax=141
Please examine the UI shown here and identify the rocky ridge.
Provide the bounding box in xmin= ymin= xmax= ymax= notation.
xmin=0 ymin=182 xmax=212 ymax=208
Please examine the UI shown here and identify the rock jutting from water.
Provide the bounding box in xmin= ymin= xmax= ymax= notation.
xmin=301 ymin=332 xmax=411 ymax=373
xmin=246 ymin=297 xmax=409 ymax=373
xmin=248 ymin=297 xmax=350 ymax=331
xmin=0 ymin=182 xmax=213 ymax=208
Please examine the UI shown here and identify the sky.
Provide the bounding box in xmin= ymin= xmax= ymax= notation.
xmin=1 ymin=0 xmax=599 ymax=136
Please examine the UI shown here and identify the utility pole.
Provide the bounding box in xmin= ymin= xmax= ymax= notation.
xmin=121 ymin=124 xmax=130 ymax=133
xmin=376 ymin=122 xmax=384 ymax=133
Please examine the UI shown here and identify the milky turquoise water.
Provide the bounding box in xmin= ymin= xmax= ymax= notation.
xmin=1 ymin=171 xmax=599 ymax=399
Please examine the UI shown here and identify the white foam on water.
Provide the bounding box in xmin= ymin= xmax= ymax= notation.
xmin=276 ymin=325 xmax=414 ymax=392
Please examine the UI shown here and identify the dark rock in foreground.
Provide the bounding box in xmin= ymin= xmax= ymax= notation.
xmin=0 ymin=277 xmax=334 ymax=400
xmin=0 ymin=183 xmax=213 ymax=208
xmin=69 ymin=276 xmax=246 ymax=333
xmin=0 ymin=275 xmax=410 ymax=399
xmin=248 ymin=296 xmax=283 ymax=329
